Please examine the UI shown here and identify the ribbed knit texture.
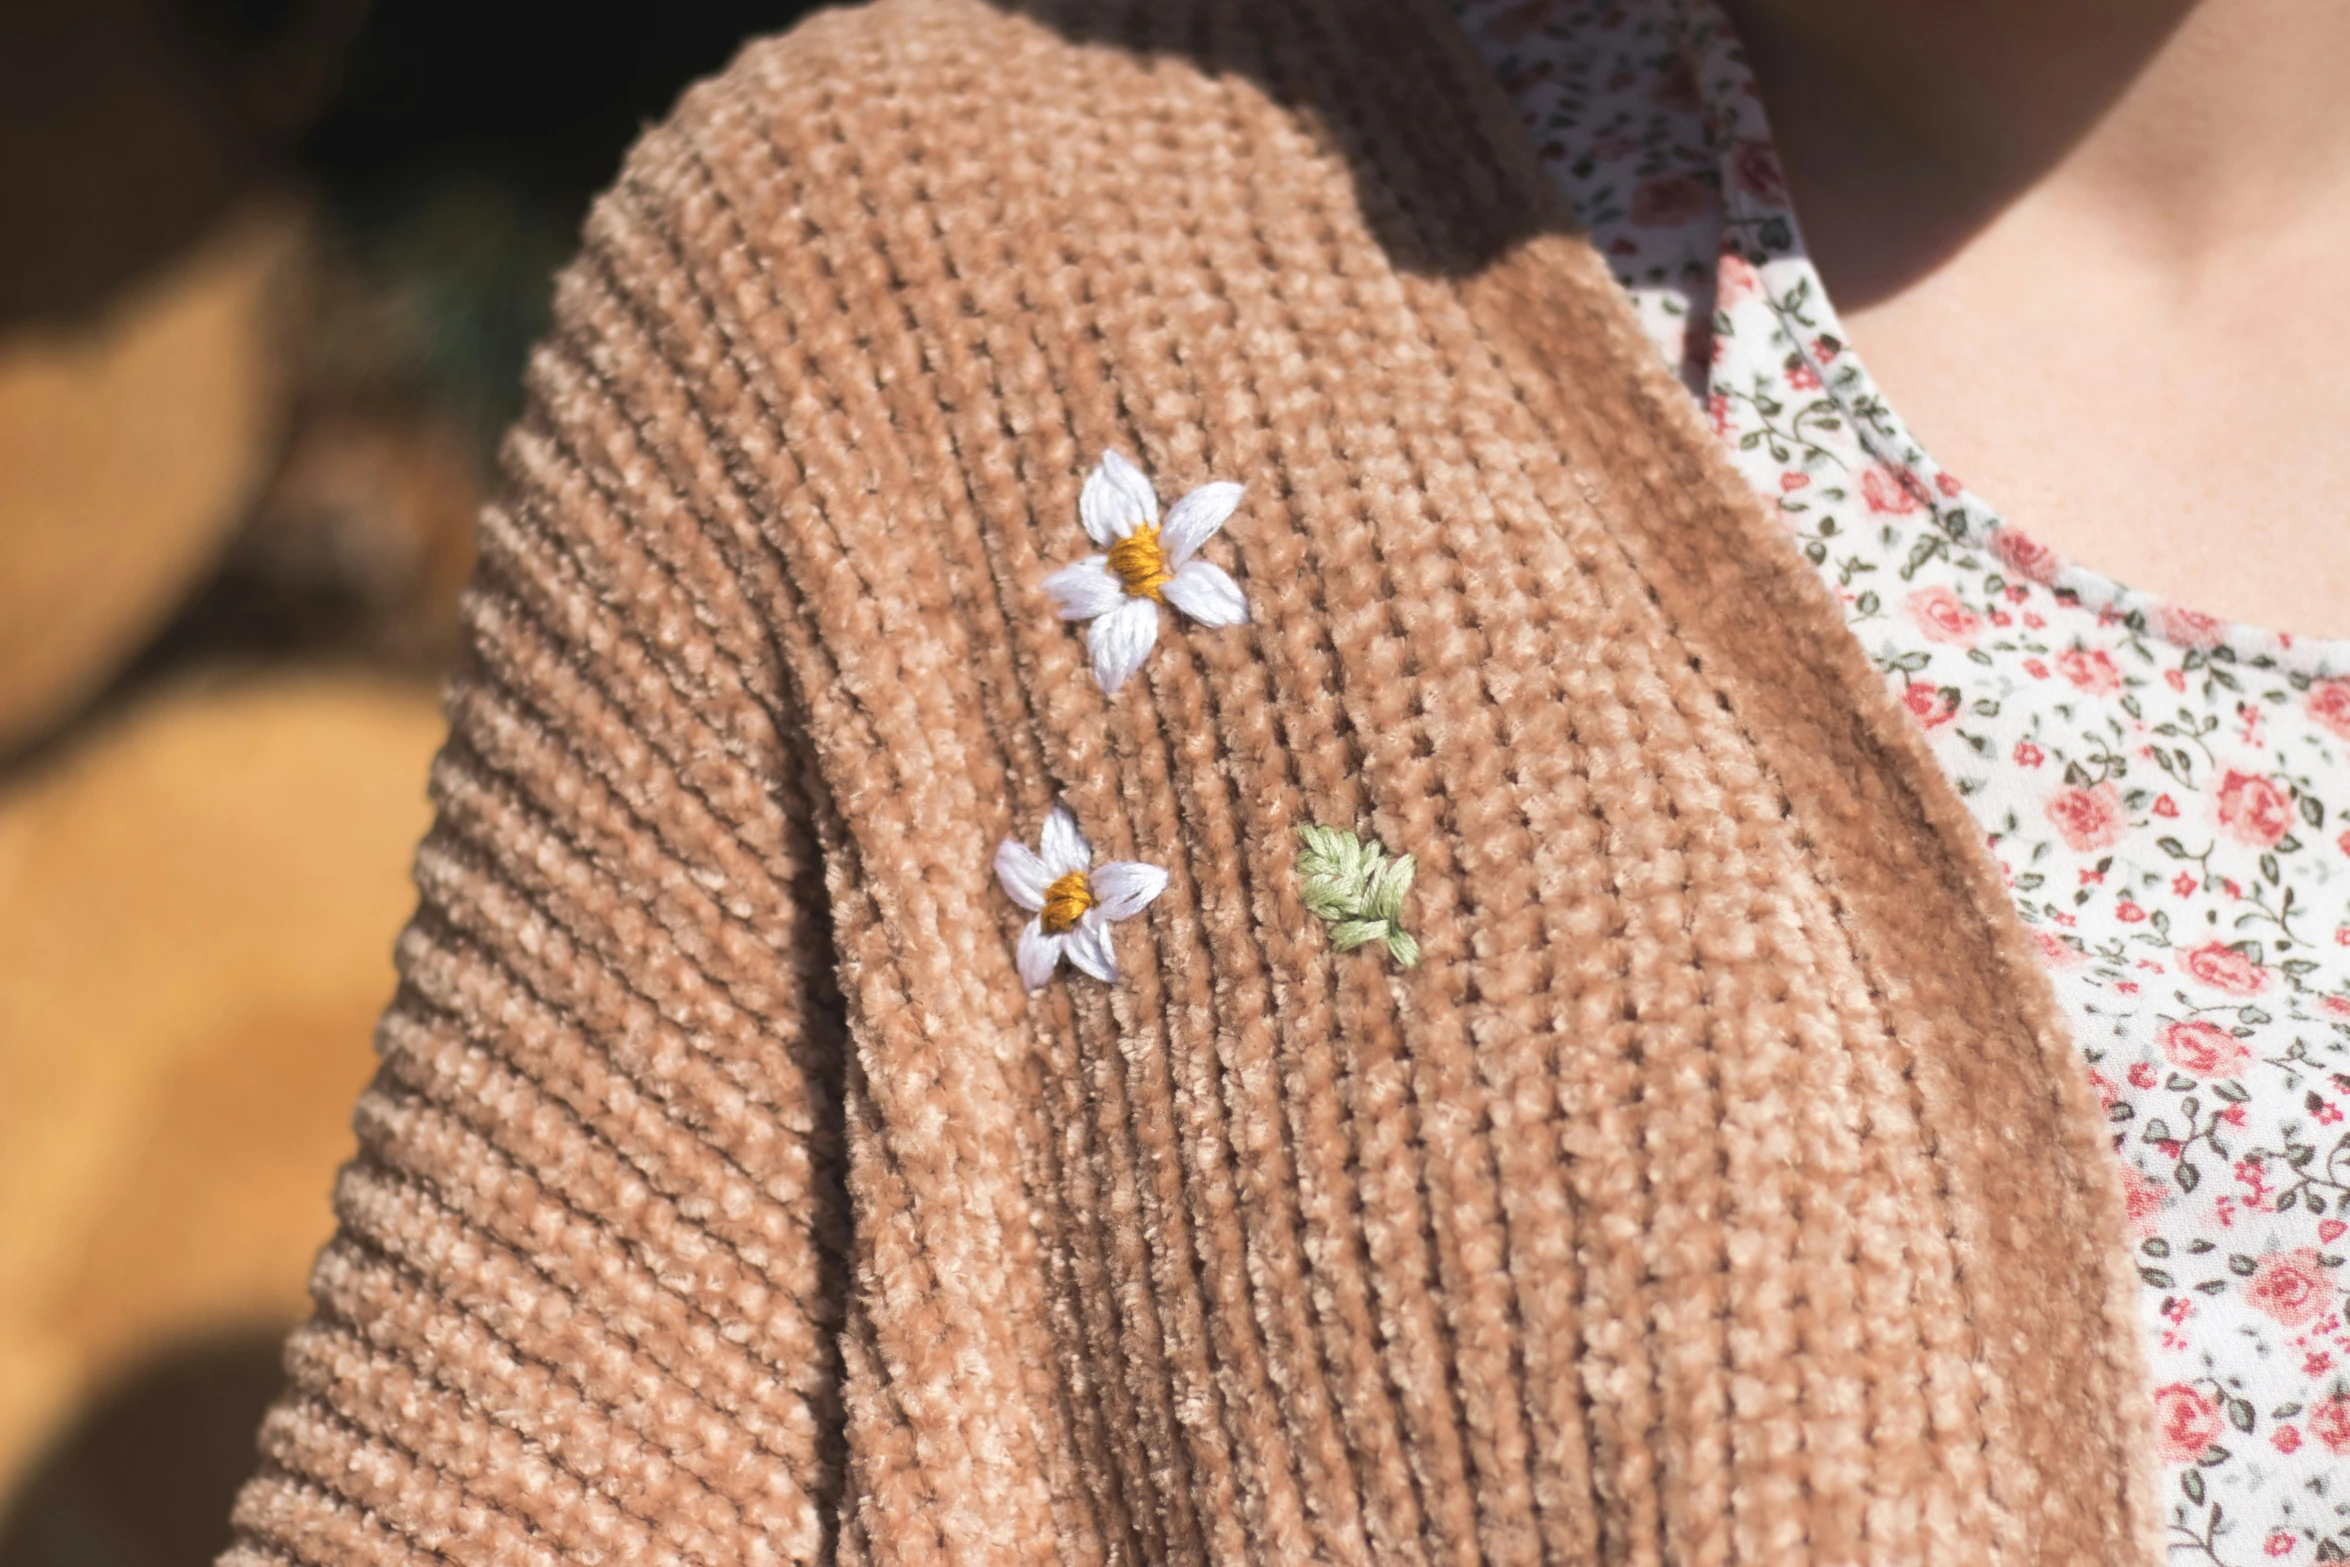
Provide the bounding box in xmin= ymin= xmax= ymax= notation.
xmin=219 ymin=1 xmax=2161 ymax=1562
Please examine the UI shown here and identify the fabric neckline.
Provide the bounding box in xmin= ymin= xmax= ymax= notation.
xmin=1663 ymin=0 xmax=2350 ymax=680
xmin=1396 ymin=0 xmax=2159 ymax=1545
xmin=1403 ymin=0 xmax=2169 ymax=1542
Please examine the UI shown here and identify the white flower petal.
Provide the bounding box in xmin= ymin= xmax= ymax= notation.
xmin=1064 ymin=913 xmax=1120 ymax=983
xmin=1042 ymin=557 xmax=1124 ymax=621
xmin=994 ymin=839 xmax=1051 ymax=910
xmin=1160 ymin=481 xmax=1243 ymax=565
xmin=1090 ymin=860 xmax=1169 ymax=921
xmin=1039 ymin=804 xmax=1092 ymax=878
xmin=1161 ymin=559 xmax=1248 ymax=627
xmin=1087 ymin=597 xmax=1161 ymax=693
xmin=1016 ymin=920 xmax=1065 ymax=991
xmin=1079 ymin=449 xmax=1159 ymax=544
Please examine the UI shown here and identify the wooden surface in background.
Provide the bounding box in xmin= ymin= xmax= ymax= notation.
xmin=0 ymin=7 xmax=819 ymax=1557
xmin=0 ymin=673 xmax=443 ymax=1494
xmin=0 ymin=205 xmax=303 ymax=757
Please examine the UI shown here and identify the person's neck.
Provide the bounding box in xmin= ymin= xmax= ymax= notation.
xmin=1717 ymin=0 xmax=2350 ymax=304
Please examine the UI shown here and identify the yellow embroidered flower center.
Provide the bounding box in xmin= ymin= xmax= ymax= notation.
xmin=1107 ymin=524 xmax=1173 ymax=600
xmin=1040 ymin=870 xmax=1094 ymax=934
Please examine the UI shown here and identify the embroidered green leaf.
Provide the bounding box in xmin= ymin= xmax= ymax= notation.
xmin=1295 ymin=825 xmax=1419 ymax=969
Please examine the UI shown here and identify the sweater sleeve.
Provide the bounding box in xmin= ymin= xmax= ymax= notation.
xmin=219 ymin=113 xmax=853 ymax=1567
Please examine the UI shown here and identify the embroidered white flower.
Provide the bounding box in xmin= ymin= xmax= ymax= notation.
xmin=994 ymin=805 xmax=1169 ymax=990
xmin=1042 ymin=450 xmax=1248 ymax=693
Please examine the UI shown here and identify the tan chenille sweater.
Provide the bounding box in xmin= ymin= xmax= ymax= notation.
xmin=220 ymin=0 xmax=2162 ymax=1562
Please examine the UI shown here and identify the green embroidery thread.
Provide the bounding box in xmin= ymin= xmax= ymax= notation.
xmin=1295 ymin=825 xmax=1420 ymax=969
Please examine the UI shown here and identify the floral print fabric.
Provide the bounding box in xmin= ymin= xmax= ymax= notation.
xmin=1457 ymin=1 xmax=2350 ymax=1557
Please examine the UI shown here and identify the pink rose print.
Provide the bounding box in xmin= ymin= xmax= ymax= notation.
xmin=1905 ymin=585 xmax=1982 ymax=646
xmin=1716 ymin=251 xmax=1760 ymax=304
xmin=2266 ymin=1532 xmax=2297 ymax=1559
xmin=2181 ymin=940 xmax=2269 ymax=996
xmin=2307 ymin=677 xmax=2350 ymax=741
xmin=2152 ymin=1383 xmax=2225 ymax=1464
xmin=2272 ymin=1425 xmax=2303 ymax=1455
xmin=2044 ymin=781 xmax=2127 ymax=852
xmin=1630 ymin=173 xmax=1712 ymax=226
xmin=1859 ymin=465 xmax=1922 ymax=515
xmin=2157 ymin=603 xmax=2226 ymax=648
xmin=1648 ymin=53 xmax=1701 ymax=111
xmin=2158 ymin=1020 xmax=2251 ymax=1079
xmin=2247 ymin=1248 xmax=2331 ymax=1326
xmin=2119 ymin=1163 xmax=2167 ymax=1236
xmin=1730 ymin=139 xmax=1788 ymax=203
xmin=2215 ymin=769 xmax=2295 ymax=848
xmin=1901 ymin=681 xmax=1958 ymax=729
xmin=2031 ymin=928 xmax=2086 ymax=969
xmin=1478 ymin=0 xmax=1552 ymax=43
xmin=2311 ymin=1393 xmax=2350 ymax=1455
xmin=1991 ymin=526 xmax=2062 ymax=586
xmin=2054 ymin=647 xmax=2122 ymax=696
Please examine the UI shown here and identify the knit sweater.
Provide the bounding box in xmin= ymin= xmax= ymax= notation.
xmin=220 ymin=0 xmax=2162 ymax=1562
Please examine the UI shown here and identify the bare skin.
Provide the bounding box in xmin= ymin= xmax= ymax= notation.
xmin=1717 ymin=0 xmax=2350 ymax=638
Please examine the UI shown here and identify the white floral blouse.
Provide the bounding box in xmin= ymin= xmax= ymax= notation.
xmin=1457 ymin=1 xmax=2350 ymax=1557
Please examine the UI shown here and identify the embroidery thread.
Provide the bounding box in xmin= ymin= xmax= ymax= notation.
xmin=995 ymin=804 xmax=1169 ymax=989
xmin=1042 ymin=449 xmax=1248 ymax=693
xmin=1295 ymin=825 xmax=1420 ymax=969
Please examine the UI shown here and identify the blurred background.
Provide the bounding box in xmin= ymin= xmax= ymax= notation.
xmin=0 ymin=2 xmax=817 ymax=1561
